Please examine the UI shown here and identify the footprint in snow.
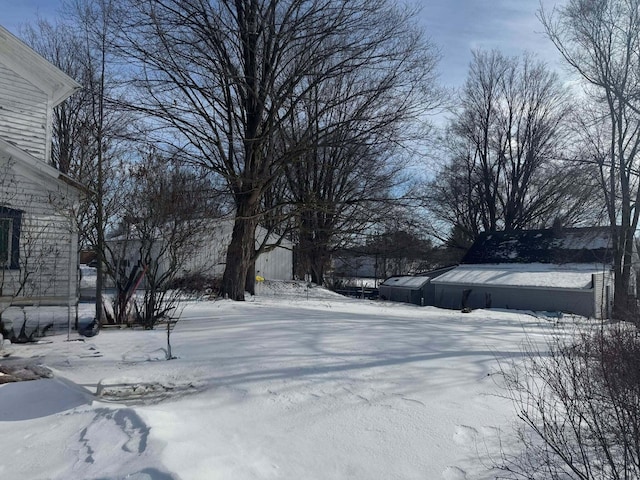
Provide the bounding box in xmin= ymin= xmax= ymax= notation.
xmin=442 ymin=465 xmax=468 ymax=480
xmin=453 ymin=425 xmax=478 ymax=446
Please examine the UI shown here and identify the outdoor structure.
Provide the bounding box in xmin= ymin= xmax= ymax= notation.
xmin=108 ymin=218 xmax=294 ymax=286
xmin=0 ymin=25 xmax=82 ymax=323
xmin=431 ymin=227 xmax=627 ymax=319
xmin=330 ymin=249 xmax=433 ymax=290
xmin=379 ymin=267 xmax=455 ymax=306
xmin=194 ymin=219 xmax=293 ymax=281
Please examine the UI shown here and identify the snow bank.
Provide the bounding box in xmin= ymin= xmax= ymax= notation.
xmin=0 ymin=377 xmax=91 ymax=421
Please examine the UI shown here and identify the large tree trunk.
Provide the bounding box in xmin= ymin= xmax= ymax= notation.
xmin=310 ymin=256 xmax=326 ymax=286
xmin=245 ymin=260 xmax=256 ymax=296
xmin=222 ymin=199 xmax=259 ymax=301
xmin=309 ymin=238 xmax=329 ymax=286
xmin=296 ymin=210 xmax=330 ymax=286
xmin=613 ymin=259 xmax=629 ymax=319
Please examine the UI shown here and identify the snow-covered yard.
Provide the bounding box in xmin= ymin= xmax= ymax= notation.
xmin=0 ymin=283 xmax=559 ymax=479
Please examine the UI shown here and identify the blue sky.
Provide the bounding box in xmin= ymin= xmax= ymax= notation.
xmin=1 ymin=0 xmax=565 ymax=89
xmin=421 ymin=0 xmax=565 ymax=87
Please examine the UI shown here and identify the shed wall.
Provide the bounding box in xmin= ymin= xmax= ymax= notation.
xmin=379 ymin=284 xmax=430 ymax=306
xmin=433 ymin=283 xmax=598 ymax=318
xmin=110 ymin=220 xmax=294 ymax=284
xmin=256 ymin=244 xmax=292 ymax=281
xmin=182 ymin=220 xmax=293 ymax=281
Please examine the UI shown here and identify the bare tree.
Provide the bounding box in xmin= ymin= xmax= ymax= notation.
xmin=21 ymin=4 xmax=135 ymax=325
xmin=104 ymin=0 xmax=441 ymax=300
xmin=498 ymin=323 xmax=640 ymax=479
xmin=540 ymin=0 xmax=640 ymax=318
xmin=72 ymin=0 xmax=114 ymax=325
xmin=284 ymin=137 xmax=403 ymax=285
xmin=427 ymin=50 xmax=598 ymax=242
xmin=107 ymin=150 xmax=220 ymax=329
xmin=278 ymin=32 xmax=440 ymax=285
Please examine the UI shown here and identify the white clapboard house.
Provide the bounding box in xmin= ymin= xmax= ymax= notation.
xmin=0 ymin=25 xmax=83 ymax=322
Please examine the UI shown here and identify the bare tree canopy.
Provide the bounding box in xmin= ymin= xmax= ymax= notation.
xmin=426 ymin=49 xmax=599 ymax=246
xmin=21 ymin=3 xmax=136 ymax=324
xmin=279 ymin=31 xmax=440 ymax=284
xmin=104 ymin=0 xmax=441 ymax=299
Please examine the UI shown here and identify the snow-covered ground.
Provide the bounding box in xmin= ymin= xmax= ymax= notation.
xmin=0 ymin=282 xmax=562 ymax=480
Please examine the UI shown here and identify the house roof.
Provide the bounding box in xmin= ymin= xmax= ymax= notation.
xmin=0 ymin=136 xmax=85 ymax=193
xmin=0 ymin=25 xmax=80 ymax=106
xmin=432 ymin=263 xmax=607 ymax=290
xmin=462 ymin=227 xmax=614 ymax=265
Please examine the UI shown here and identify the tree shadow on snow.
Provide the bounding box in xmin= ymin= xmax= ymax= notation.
xmin=96 ymin=468 xmax=177 ymax=480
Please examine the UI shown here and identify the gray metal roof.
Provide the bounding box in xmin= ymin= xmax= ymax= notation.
xmin=380 ymin=276 xmax=430 ymax=288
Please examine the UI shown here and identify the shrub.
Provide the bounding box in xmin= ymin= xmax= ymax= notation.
xmin=167 ymin=274 xmax=221 ymax=297
xmin=498 ymin=322 xmax=640 ymax=479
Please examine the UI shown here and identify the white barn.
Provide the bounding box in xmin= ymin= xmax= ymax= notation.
xmin=0 ymin=26 xmax=82 ymax=320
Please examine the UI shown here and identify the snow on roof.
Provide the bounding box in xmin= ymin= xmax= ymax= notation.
xmin=381 ymin=276 xmax=430 ymax=288
xmin=550 ymin=229 xmax=611 ymax=250
xmin=432 ymin=263 xmax=609 ymax=289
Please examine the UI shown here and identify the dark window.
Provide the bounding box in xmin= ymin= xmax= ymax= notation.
xmin=0 ymin=218 xmax=11 ymax=265
xmin=0 ymin=207 xmax=22 ymax=269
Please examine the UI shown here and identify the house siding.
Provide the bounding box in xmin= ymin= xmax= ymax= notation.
xmin=0 ymin=165 xmax=78 ymax=305
xmin=0 ymin=25 xmax=82 ymax=335
xmin=0 ymin=63 xmax=48 ymax=161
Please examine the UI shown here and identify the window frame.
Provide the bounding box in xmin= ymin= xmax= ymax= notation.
xmin=0 ymin=206 xmax=22 ymax=270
